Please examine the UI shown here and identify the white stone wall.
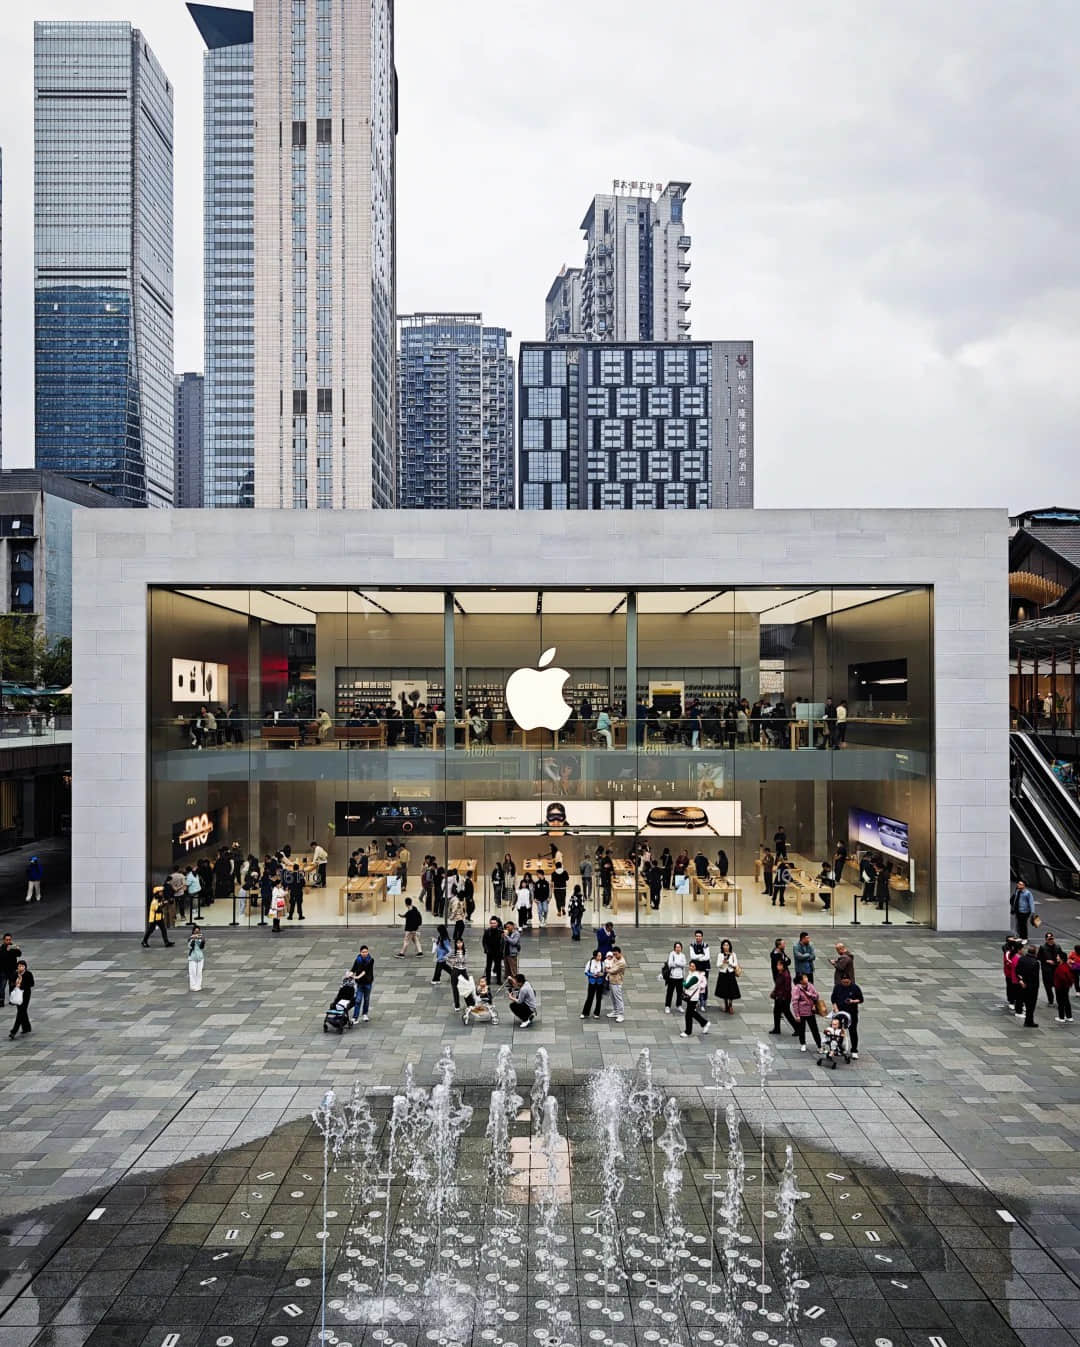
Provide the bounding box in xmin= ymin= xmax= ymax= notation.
xmin=72 ymin=507 xmax=1009 ymax=932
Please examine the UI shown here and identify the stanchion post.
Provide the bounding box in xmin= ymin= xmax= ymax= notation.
xmin=851 ymin=892 xmax=861 ymax=926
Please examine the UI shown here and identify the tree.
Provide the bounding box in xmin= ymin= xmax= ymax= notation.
xmin=0 ymin=619 xmax=72 ymax=689
xmin=37 ymin=636 xmax=71 ymax=688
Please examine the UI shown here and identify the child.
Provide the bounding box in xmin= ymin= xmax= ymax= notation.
xmin=820 ymin=1012 xmax=849 ymax=1066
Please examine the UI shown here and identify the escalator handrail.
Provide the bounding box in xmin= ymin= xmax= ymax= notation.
xmin=1011 ymin=731 xmax=1080 ymax=828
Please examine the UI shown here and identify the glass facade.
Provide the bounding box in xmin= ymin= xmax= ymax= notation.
xmin=398 ymin=316 xmax=515 ymax=510
xmin=34 ymin=22 xmax=174 ymax=507
xmin=147 ymin=585 xmax=935 ymax=930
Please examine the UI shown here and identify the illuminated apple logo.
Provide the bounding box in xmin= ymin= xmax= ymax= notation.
xmin=505 ymin=647 xmax=572 ymax=732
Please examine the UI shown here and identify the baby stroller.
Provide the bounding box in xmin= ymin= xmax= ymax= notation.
xmin=817 ymin=1009 xmax=851 ymax=1068
xmin=462 ymin=998 xmax=499 ymax=1027
xmin=323 ymin=976 xmax=356 ymax=1034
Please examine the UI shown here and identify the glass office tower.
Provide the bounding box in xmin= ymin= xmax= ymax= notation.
xmin=398 ymin=315 xmax=515 ymax=510
xmin=34 ymin=22 xmax=174 ymax=507
xmin=190 ymin=4 xmax=255 ymax=508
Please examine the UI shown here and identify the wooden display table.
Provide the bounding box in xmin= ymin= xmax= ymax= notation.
xmin=524 ymin=857 xmax=557 ymax=876
xmin=447 ymin=858 xmax=477 ymax=879
xmin=367 ymin=859 xmax=398 ymax=878
xmin=338 ymin=877 xmax=385 ymax=916
xmin=610 ymin=875 xmax=638 ymax=915
xmin=610 ymin=859 xmax=635 ymax=876
xmin=691 ymin=875 xmax=742 ymax=916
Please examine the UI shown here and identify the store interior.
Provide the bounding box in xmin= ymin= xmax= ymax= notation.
xmin=148 ymin=586 xmax=934 ymax=928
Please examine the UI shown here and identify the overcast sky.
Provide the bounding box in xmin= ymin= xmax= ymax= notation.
xmin=1 ymin=0 xmax=1078 ymax=510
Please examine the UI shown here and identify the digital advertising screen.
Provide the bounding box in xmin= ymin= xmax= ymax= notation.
xmin=848 ymin=807 xmax=909 ymax=862
xmin=335 ymin=801 xmax=463 ymax=836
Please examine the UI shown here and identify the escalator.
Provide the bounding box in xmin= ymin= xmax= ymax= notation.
xmin=1010 ymin=731 xmax=1080 ymax=896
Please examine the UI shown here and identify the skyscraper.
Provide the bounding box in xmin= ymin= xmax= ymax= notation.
xmin=253 ymin=0 xmax=398 ymax=509
xmin=173 ymin=372 xmax=205 ymax=508
xmin=34 ymin=22 xmax=174 ymax=507
xmin=397 ymin=314 xmax=515 ymax=511
xmin=518 ymin=340 xmax=753 ymax=510
xmin=579 ymin=181 xmax=691 ymax=343
xmin=545 ymin=265 xmax=583 ymax=341
xmin=189 ymin=3 xmax=254 ymax=509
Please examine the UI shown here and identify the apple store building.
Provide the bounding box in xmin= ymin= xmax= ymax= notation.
xmin=72 ymin=508 xmax=1009 ymax=932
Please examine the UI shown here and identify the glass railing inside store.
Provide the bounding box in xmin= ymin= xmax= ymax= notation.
xmin=0 ymin=711 xmax=71 ymax=746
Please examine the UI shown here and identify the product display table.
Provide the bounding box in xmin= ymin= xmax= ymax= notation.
xmin=448 ymin=858 xmax=477 ymax=879
xmin=691 ymin=875 xmax=742 ymax=916
xmin=338 ymin=877 xmax=385 ymax=916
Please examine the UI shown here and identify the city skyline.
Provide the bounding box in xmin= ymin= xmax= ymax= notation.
xmin=0 ymin=2 xmax=1076 ymax=509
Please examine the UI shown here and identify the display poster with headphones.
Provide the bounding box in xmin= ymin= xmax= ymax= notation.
xmin=464 ymin=801 xmax=612 ymax=831
xmin=614 ymin=800 xmax=742 ymax=836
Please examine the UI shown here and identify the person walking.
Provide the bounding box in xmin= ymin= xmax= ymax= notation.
xmin=646 ymin=863 xmax=663 ymax=911
xmin=448 ymin=888 xmax=467 ymax=945
xmin=663 ymin=941 xmax=687 ymax=1013
xmin=792 ymin=973 xmax=822 ymax=1051
xmin=482 ymin=916 xmax=503 ymax=985
xmin=604 ymin=946 xmax=627 ymax=1023
xmin=186 ymin=926 xmax=206 ymax=991
xmin=491 ymin=862 xmax=505 ymax=910
xmin=141 ymin=890 xmax=175 ymax=948
xmin=502 ymin=922 xmax=521 ymax=982
xmin=568 ymin=886 xmax=585 ymax=941
xmin=1003 ymin=935 xmax=1023 ymax=1013
xmin=1038 ymin=934 xmax=1063 ymax=1007
xmin=1052 ymin=957 xmax=1074 ymax=1024
xmin=0 ymin=934 xmax=22 ymax=1008
xmin=769 ymin=959 xmax=798 ymax=1035
xmin=508 ymin=974 xmax=537 ymax=1028
xmin=430 ymin=924 xmax=452 ymax=983
xmin=581 ymin=951 xmax=607 ymax=1019
xmin=269 ymin=878 xmax=287 ymax=932
xmin=351 ymin=946 xmax=374 ymax=1021
xmin=679 ymin=960 xmax=710 ymax=1038
xmin=552 ymin=864 xmax=569 ymax=917
xmin=8 ymin=960 xmax=33 ymax=1039
xmin=830 ymin=942 xmax=854 ymax=984
xmin=516 ymin=878 xmax=533 ymax=932
xmin=580 ymin=857 xmax=593 ymax=905
xmin=1012 ymin=881 xmax=1035 ymax=941
xmin=534 ymin=872 xmax=551 ymax=926
xmin=310 ymin=839 xmax=329 ymax=889
xmin=1015 ymin=945 xmax=1042 ymax=1027
xmin=714 ymin=940 xmax=741 ymax=1014
xmin=396 ymin=843 xmax=410 ymax=892
xmin=24 ymin=855 xmax=43 ymax=903
xmin=447 ymin=937 xmax=469 ymax=1010
xmin=793 ymin=933 xmax=815 ymax=982
xmin=831 ymin=974 xmax=864 ymax=1058
xmin=689 ymin=931 xmax=711 ymax=1007
xmin=396 ymin=897 xmax=424 ymax=957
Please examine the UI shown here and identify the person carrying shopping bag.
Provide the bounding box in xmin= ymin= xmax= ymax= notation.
xmin=680 ymin=960 xmax=709 ymax=1037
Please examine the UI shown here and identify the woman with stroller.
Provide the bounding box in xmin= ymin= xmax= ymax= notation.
xmin=792 ymin=972 xmax=822 ymax=1051
xmin=581 ymin=950 xmax=607 ymax=1019
xmin=714 ymin=939 xmax=741 ymax=1014
xmin=431 ymin=924 xmax=452 ymax=985
xmin=663 ymin=940 xmax=687 ymax=1013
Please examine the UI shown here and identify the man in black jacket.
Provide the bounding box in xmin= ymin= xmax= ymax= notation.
xmin=0 ymin=934 xmax=21 ymax=1008
xmin=1015 ymin=946 xmax=1042 ymax=1028
xmin=482 ymin=916 xmax=504 ymax=986
xmin=396 ymin=898 xmax=424 ymax=957
xmin=1037 ymin=934 xmax=1063 ymax=1006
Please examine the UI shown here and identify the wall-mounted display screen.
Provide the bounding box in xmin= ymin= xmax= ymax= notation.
xmin=171 ymin=806 xmax=227 ymax=861
xmin=335 ymin=801 xmax=464 ymax=836
xmin=614 ymin=800 xmax=742 ymax=836
xmin=464 ymin=801 xmax=612 ymax=831
xmin=849 ymin=806 xmax=909 ymax=861
xmin=171 ymin=659 xmax=229 ymax=705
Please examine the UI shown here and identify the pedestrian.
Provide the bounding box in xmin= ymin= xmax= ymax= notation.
xmin=448 ymin=887 xmax=467 ymax=944
xmin=792 ymin=973 xmax=822 ymax=1051
xmin=8 ymin=960 xmax=33 ymax=1039
xmin=534 ymin=872 xmax=551 ymax=926
xmin=1015 ymin=944 xmax=1042 ymax=1027
xmin=351 ymin=945 xmax=374 ymax=1021
xmin=793 ymin=932 xmax=815 ymax=982
xmin=552 ymin=863 xmax=569 ymax=917
xmin=663 ymin=941 xmax=687 ymax=1013
xmin=716 ymin=849 xmax=729 ymax=881
xmin=568 ymin=886 xmax=585 ymax=941
xmin=830 ymin=942 xmax=854 ymax=984
xmin=1052 ymin=957 xmax=1074 ymax=1024
xmin=516 ymin=878 xmax=532 ymax=931
xmin=508 ymin=973 xmax=537 ymax=1028
xmin=679 ymin=960 xmax=709 ymax=1038
xmin=661 ymin=848 xmax=673 ymax=891
xmin=761 ymin=848 xmax=774 ymax=897
xmin=770 ymin=937 xmax=791 ymax=981
xmin=286 ymin=863 xmax=306 ymax=920
xmin=714 ymin=939 xmax=741 ymax=1014
xmin=502 ymin=922 xmax=521 ymax=981
xmin=580 ymin=857 xmax=593 ymax=904
xmin=396 ymin=897 xmax=424 ymax=957
xmin=581 ymin=950 xmax=607 ymax=1019
xmin=600 ymin=851 xmax=615 ymax=906
xmin=430 ymin=924 xmax=452 ymax=983
xmin=187 ymin=926 xmax=206 ymax=991
xmin=595 ymin=921 xmax=616 ymax=957
xmin=24 ymin=855 xmax=43 ymax=903
xmin=689 ymin=931 xmax=711 ymax=1006
xmin=491 ymin=862 xmax=505 ymax=910
xmin=0 ymin=934 xmax=21 ymax=1008
xmin=1069 ymin=944 xmax=1080 ymax=992
xmin=604 ymin=945 xmax=627 ymax=1023
xmin=447 ymin=937 xmax=469 ymax=1009
xmin=141 ymin=890 xmax=175 ymax=948
xmin=769 ymin=958 xmax=798 ymax=1035
xmin=482 ymin=916 xmax=504 ymax=985
xmin=269 ymin=879 xmax=287 ymax=932
xmin=1003 ymin=935 xmax=1023 ymax=1012
xmin=1038 ymin=933 xmax=1063 ymax=1006
xmin=396 ymin=843 xmax=410 ymax=892
xmin=1011 ymin=880 xmax=1035 ymax=941
xmin=462 ymin=871 xmax=476 ymax=924
xmin=831 ymin=974 xmax=864 ymax=1058
xmin=772 ymin=858 xmax=791 ymax=908
xmin=646 ymin=863 xmax=663 ymax=910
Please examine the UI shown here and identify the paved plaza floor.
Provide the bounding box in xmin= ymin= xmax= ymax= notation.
xmin=1 ymin=905 xmax=1080 ymax=1347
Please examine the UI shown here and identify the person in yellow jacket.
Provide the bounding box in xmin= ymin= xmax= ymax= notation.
xmin=141 ymin=888 xmax=175 ymax=948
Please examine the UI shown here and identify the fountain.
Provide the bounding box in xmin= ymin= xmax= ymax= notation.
xmin=312 ymin=1044 xmax=810 ymax=1347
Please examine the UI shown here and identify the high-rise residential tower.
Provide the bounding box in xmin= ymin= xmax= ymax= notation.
xmin=397 ymin=314 xmax=515 ymax=511
xmin=580 ymin=181 xmax=691 ymax=343
xmin=34 ymin=22 xmax=174 ymax=506
xmin=545 ymin=265 xmax=583 ymax=341
xmin=173 ymin=372 xmax=205 ymax=508
xmin=189 ymin=3 xmax=254 ymax=508
xmin=253 ymin=0 xmax=398 ymax=509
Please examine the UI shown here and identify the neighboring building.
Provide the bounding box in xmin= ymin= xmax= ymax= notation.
xmin=518 ymin=340 xmax=753 ymax=510
xmin=397 ymin=315 xmax=515 ymax=511
xmin=173 ymin=373 xmax=205 ymax=508
xmin=72 ymin=506 xmax=1008 ymax=932
xmin=253 ymin=0 xmax=398 ymax=509
xmin=33 ymin=22 xmax=174 ymax=507
xmin=545 ymin=266 xmax=583 ymax=341
xmin=189 ymin=3 xmax=255 ymax=509
xmin=579 ymin=182 xmax=691 ymax=343
xmin=1008 ymin=506 xmax=1080 ymax=622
